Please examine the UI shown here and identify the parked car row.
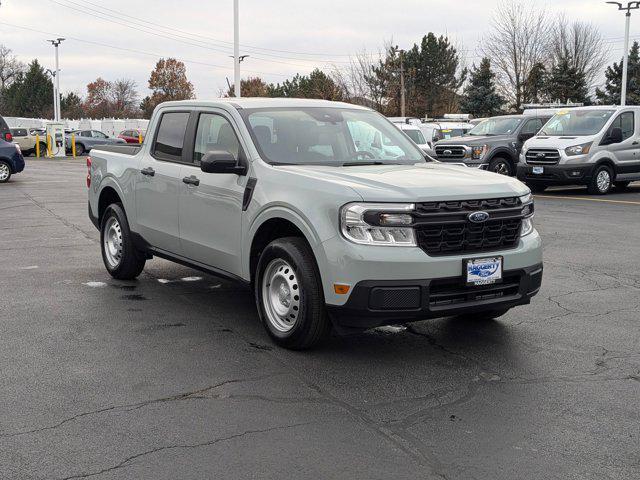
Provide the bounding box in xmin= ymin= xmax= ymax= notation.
xmin=0 ymin=115 xmax=24 ymax=183
xmin=392 ymin=106 xmax=640 ymax=195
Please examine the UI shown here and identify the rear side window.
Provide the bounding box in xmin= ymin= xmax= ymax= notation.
xmin=153 ymin=112 xmax=190 ymax=162
xmin=12 ymin=128 xmax=28 ymax=137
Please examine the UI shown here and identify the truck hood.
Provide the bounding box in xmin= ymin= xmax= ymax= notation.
xmin=276 ymin=163 xmax=528 ymax=202
xmin=524 ymin=135 xmax=591 ymax=150
xmin=436 ymin=134 xmax=512 ymax=146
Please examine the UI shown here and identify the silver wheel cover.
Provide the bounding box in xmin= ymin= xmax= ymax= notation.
xmin=0 ymin=163 xmax=9 ymax=181
xmin=103 ymin=216 xmax=123 ymax=268
xmin=493 ymin=161 xmax=510 ymax=176
xmin=596 ymin=169 xmax=611 ymax=192
xmin=261 ymin=259 xmax=301 ymax=333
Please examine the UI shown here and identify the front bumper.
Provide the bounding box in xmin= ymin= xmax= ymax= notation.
xmin=517 ymin=162 xmax=595 ymax=185
xmin=327 ymin=263 xmax=543 ymax=330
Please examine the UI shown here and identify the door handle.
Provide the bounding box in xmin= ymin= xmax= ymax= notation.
xmin=140 ymin=167 xmax=155 ymax=176
xmin=632 ymin=141 xmax=639 ymax=145
xmin=182 ymin=175 xmax=200 ymax=186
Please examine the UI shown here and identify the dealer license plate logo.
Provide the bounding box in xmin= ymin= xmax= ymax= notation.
xmin=532 ymin=166 xmax=544 ymax=174
xmin=466 ymin=257 xmax=502 ymax=285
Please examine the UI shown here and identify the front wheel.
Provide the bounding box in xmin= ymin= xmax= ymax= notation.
xmin=255 ymin=237 xmax=331 ymax=349
xmin=488 ymin=157 xmax=513 ymax=176
xmin=587 ymin=165 xmax=613 ymax=195
xmin=0 ymin=161 xmax=12 ymax=183
xmin=100 ymin=203 xmax=146 ymax=279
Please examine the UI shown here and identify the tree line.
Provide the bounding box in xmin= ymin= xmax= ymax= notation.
xmin=0 ymin=1 xmax=638 ymax=120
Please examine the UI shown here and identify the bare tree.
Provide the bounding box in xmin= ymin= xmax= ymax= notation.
xmin=0 ymin=44 xmax=25 ymax=91
xmin=550 ymin=15 xmax=607 ymax=93
xmin=482 ymin=1 xmax=552 ymax=110
xmin=331 ymin=47 xmax=389 ymax=111
xmin=111 ymin=78 xmax=139 ymax=117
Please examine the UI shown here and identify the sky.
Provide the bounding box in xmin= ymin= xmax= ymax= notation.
xmin=0 ymin=0 xmax=638 ymax=100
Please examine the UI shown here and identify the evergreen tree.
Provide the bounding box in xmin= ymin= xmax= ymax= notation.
xmin=524 ymin=63 xmax=547 ymax=104
xmin=544 ymin=56 xmax=589 ymax=104
xmin=4 ymin=60 xmax=53 ymax=118
xmin=460 ymin=58 xmax=503 ymax=117
xmin=268 ymin=69 xmax=342 ymax=100
xmin=596 ymin=41 xmax=640 ymax=105
xmin=61 ymin=92 xmax=85 ymax=119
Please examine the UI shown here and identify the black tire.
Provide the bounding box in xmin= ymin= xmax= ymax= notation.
xmin=0 ymin=160 xmax=12 ymax=183
xmin=100 ymin=203 xmax=146 ymax=280
xmin=254 ymin=237 xmax=331 ymax=350
xmin=614 ymin=181 xmax=631 ymax=190
xmin=75 ymin=143 xmax=85 ymax=156
xmin=526 ymin=183 xmax=547 ymax=193
xmin=587 ymin=164 xmax=613 ymax=195
xmin=38 ymin=142 xmax=47 ymax=157
xmin=488 ymin=157 xmax=514 ymax=176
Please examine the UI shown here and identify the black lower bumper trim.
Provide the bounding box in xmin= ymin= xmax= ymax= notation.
xmin=516 ymin=163 xmax=595 ymax=185
xmin=327 ymin=263 xmax=543 ymax=330
xmin=88 ymin=201 xmax=99 ymax=229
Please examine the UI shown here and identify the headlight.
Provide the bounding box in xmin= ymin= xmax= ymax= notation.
xmin=471 ymin=145 xmax=488 ymax=160
xmin=565 ymin=142 xmax=592 ymax=156
xmin=340 ymin=203 xmax=416 ymax=246
xmin=519 ymin=193 xmax=534 ymax=236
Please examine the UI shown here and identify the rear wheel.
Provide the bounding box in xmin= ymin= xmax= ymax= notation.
xmin=255 ymin=237 xmax=331 ymax=350
xmin=587 ymin=165 xmax=612 ymax=195
xmin=0 ymin=161 xmax=11 ymax=183
xmin=38 ymin=142 xmax=47 ymax=156
xmin=614 ymin=181 xmax=631 ymax=190
xmin=488 ymin=157 xmax=513 ymax=176
xmin=100 ymin=203 xmax=146 ymax=279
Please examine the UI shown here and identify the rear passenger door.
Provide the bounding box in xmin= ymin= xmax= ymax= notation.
xmin=135 ymin=110 xmax=191 ymax=254
xmin=606 ymin=111 xmax=638 ymax=170
xmin=178 ymin=111 xmax=248 ymax=276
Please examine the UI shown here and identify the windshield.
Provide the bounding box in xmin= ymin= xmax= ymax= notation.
xmin=468 ymin=118 xmax=523 ymax=136
xmin=403 ymin=129 xmax=426 ymax=144
xmin=541 ymin=109 xmax=615 ymax=136
xmin=240 ymin=107 xmax=426 ymax=166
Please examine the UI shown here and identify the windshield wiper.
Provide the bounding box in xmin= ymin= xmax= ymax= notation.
xmin=341 ymin=161 xmax=386 ymax=166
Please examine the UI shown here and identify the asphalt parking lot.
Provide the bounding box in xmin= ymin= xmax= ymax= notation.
xmin=2 ymin=158 xmax=639 ymax=480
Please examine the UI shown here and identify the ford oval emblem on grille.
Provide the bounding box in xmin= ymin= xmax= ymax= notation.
xmin=468 ymin=211 xmax=490 ymax=223
xmin=536 ymin=152 xmax=545 ymax=158
xmin=443 ymin=149 xmax=452 ymax=155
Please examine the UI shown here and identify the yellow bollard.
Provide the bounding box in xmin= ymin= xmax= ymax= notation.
xmin=36 ymin=135 xmax=40 ymax=158
xmin=71 ymin=134 xmax=76 ymax=158
xmin=138 ymin=132 xmax=143 ymax=144
xmin=47 ymin=134 xmax=52 ymax=158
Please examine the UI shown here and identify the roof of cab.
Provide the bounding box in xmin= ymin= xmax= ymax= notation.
xmin=158 ymin=97 xmax=372 ymax=110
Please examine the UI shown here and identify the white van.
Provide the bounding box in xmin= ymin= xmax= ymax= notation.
xmin=517 ymin=106 xmax=640 ymax=194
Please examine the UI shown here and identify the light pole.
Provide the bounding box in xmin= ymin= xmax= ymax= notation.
xmin=46 ymin=69 xmax=57 ymax=122
xmin=233 ymin=0 xmax=240 ymax=98
xmin=606 ymin=2 xmax=640 ymax=106
xmin=47 ymin=38 xmax=65 ymax=120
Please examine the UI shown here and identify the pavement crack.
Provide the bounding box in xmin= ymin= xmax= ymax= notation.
xmin=58 ymin=422 xmax=313 ymax=480
xmin=0 ymin=374 xmax=281 ymax=438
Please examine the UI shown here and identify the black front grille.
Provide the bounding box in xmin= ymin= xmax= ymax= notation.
xmin=429 ymin=274 xmax=521 ymax=307
xmin=435 ymin=145 xmax=466 ymax=159
xmin=526 ymin=148 xmax=560 ymax=165
xmin=414 ymin=197 xmax=524 ymax=256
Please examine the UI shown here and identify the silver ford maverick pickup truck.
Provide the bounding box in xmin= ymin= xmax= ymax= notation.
xmin=88 ymin=98 xmax=542 ymax=349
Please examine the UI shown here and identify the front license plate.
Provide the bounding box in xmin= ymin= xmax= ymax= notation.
xmin=465 ymin=257 xmax=503 ymax=286
xmin=532 ymin=166 xmax=544 ymax=174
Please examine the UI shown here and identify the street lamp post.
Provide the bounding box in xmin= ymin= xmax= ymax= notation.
xmin=47 ymin=38 xmax=65 ymax=120
xmin=233 ymin=0 xmax=240 ymax=98
xmin=606 ymin=2 xmax=640 ymax=106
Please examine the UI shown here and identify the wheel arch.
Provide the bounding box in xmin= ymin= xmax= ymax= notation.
xmin=97 ymin=182 xmax=126 ymax=226
xmin=486 ymin=147 xmax=517 ymax=165
xmin=244 ymin=207 xmax=328 ymax=285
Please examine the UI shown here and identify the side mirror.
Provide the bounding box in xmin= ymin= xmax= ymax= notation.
xmin=200 ymin=150 xmax=247 ymax=175
xmin=518 ymin=132 xmax=534 ymax=142
xmin=603 ymin=127 xmax=623 ymax=145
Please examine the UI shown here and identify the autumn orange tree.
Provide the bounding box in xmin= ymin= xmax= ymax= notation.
xmin=141 ymin=58 xmax=195 ymax=118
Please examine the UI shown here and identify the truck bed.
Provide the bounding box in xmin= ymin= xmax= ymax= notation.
xmin=92 ymin=144 xmax=142 ymax=156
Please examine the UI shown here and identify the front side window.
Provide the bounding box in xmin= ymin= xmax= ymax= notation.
xmin=609 ymin=112 xmax=635 ymax=141
xmin=404 ymin=129 xmax=426 ymax=144
xmin=193 ymin=113 xmax=241 ymax=163
xmin=81 ymin=131 xmax=92 ymax=137
xmin=522 ymin=118 xmax=544 ymax=135
xmin=153 ymin=112 xmax=190 ymax=162
xmin=541 ymin=110 xmax=615 ymax=136
xmin=240 ymin=107 xmax=425 ymax=166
